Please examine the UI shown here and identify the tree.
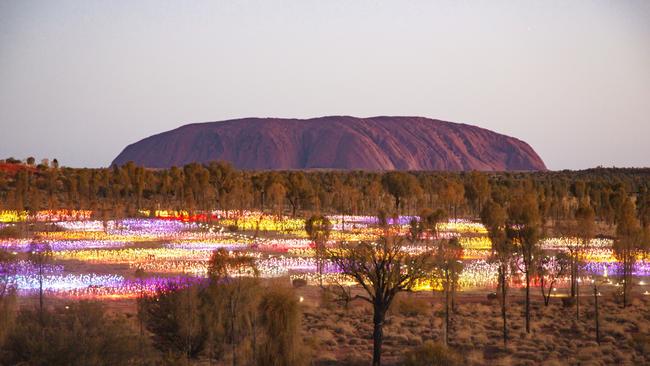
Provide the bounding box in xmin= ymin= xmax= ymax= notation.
xmin=134 ymin=267 xmax=146 ymax=351
xmin=207 ymin=249 xmax=260 ymax=366
xmin=421 ymin=208 xmax=446 ymax=240
xmin=480 ymin=200 xmax=512 ymax=348
xmin=507 ymin=191 xmax=541 ymax=333
xmin=407 ymin=217 xmax=423 ymax=244
xmin=381 ymin=172 xmax=420 ymax=213
xmin=407 ymin=208 xmax=446 ymax=244
xmin=572 ymin=203 xmax=595 ymax=319
xmin=266 ymin=181 xmax=286 ymax=217
xmin=441 ymin=179 xmax=465 ymax=221
xmin=613 ymin=198 xmax=644 ymax=307
xmin=590 ymin=275 xmax=608 ymax=345
xmin=538 ymin=252 xmax=570 ymax=306
xmin=0 ymin=248 xmax=17 ymax=349
xmin=434 ymin=238 xmax=463 ymax=345
xmin=140 ymin=282 xmax=208 ymax=361
xmin=285 ymin=172 xmax=311 ymax=217
xmin=305 ymin=214 xmax=332 ymax=287
xmin=465 ymin=171 xmax=491 ymax=216
xmin=329 ymin=235 xmax=433 ymax=366
xmin=28 ymin=241 xmax=53 ymax=327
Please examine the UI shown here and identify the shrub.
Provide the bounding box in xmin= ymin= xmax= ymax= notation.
xmin=140 ymin=283 xmax=208 ymax=359
xmin=394 ymin=296 xmax=430 ymax=317
xmin=2 ymin=301 xmax=144 ymax=365
xmin=401 ymin=341 xmax=462 ymax=366
xmin=0 ymin=288 xmax=17 ymax=348
xmin=257 ymin=286 xmax=308 ymax=366
xmin=561 ymin=296 xmax=576 ymax=308
xmin=292 ymin=278 xmax=307 ymax=288
xmin=631 ymin=333 xmax=650 ymax=354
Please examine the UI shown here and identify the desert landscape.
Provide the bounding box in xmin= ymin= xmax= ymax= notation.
xmin=1 ymin=163 xmax=649 ymax=365
xmin=2 ymin=1 xmax=649 ymax=365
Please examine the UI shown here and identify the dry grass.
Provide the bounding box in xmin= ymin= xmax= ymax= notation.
xmin=300 ymin=289 xmax=650 ymax=366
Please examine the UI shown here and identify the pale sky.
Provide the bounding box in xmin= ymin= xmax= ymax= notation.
xmin=1 ymin=0 xmax=649 ymax=169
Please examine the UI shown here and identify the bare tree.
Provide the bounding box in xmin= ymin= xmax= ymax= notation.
xmin=538 ymin=252 xmax=570 ymax=306
xmin=434 ymin=237 xmax=463 ymax=345
xmin=28 ymin=241 xmax=52 ymax=327
xmin=590 ymin=275 xmax=608 ymax=345
xmin=329 ymin=235 xmax=433 ymax=366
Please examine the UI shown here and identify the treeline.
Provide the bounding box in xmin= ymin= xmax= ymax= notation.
xmin=1 ymin=158 xmax=649 ymax=225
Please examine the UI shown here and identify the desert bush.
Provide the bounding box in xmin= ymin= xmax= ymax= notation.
xmin=630 ymin=333 xmax=650 ymax=354
xmin=257 ymin=286 xmax=308 ymax=366
xmin=140 ymin=282 xmax=209 ymax=360
xmin=319 ymin=286 xmax=336 ymax=309
xmin=400 ymin=341 xmax=462 ymax=366
xmin=339 ymin=352 xmax=372 ymax=365
xmin=1 ymin=301 xmax=143 ymax=366
xmin=292 ymin=278 xmax=307 ymax=288
xmin=394 ymin=295 xmax=430 ymax=317
xmin=561 ymin=296 xmax=576 ymax=308
xmin=0 ymin=287 xmax=17 ymax=352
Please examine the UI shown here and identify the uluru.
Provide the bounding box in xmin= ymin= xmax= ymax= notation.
xmin=111 ymin=116 xmax=546 ymax=171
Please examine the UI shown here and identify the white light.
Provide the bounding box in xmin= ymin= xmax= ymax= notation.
xmin=299 ymin=296 xmax=304 ymax=303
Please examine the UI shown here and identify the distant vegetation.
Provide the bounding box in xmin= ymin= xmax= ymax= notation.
xmin=1 ymin=157 xmax=649 ymax=228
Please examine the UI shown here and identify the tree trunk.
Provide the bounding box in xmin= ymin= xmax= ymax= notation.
xmin=231 ymin=297 xmax=237 ymax=366
xmin=525 ymin=269 xmax=530 ymax=333
xmin=540 ymin=275 xmax=548 ymax=306
xmin=317 ymin=245 xmax=324 ymax=288
xmin=39 ymin=264 xmax=44 ymax=327
xmin=445 ymin=269 xmax=450 ymax=346
xmin=570 ymin=253 xmax=577 ymax=297
xmin=576 ymin=278 xmax=580 ymax=321
xmin=372 ymin=305 xmax=385 ymax=366
xmin=594 ymin=285 xmax=600 ymax=344
xmin=623 ymin=254 xmax=629 ymax=308
xmin=500 ymin=267 xmax=508 ymax=349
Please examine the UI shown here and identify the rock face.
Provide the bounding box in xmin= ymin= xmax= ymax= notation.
xmin=112 ymin=116 xmax=546 ymax=171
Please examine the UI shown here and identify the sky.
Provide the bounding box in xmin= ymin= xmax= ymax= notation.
xmin=0 ymin=1 xmax=649 ymax=170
